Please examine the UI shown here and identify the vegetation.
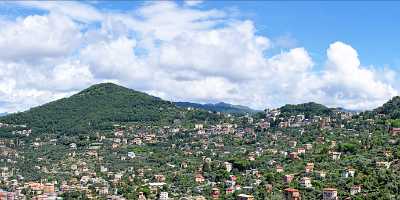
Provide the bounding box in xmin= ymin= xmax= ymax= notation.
xmin=1 ymin=84 xmax=400 ymax=199
xmin=373 ymin=96 xmax=400 ymax=119
xmin=0 ymin=83 xmax=220 ymax=135
xmin=175 ymin=101 xmax=259 ymax=114
xmin=279 ymin=102 xmax=333 ymax=118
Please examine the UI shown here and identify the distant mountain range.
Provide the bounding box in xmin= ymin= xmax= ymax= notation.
xmin=0 ymin=113 xmax=7 ymax=117
xmin=175 ymin=101 xmax=260 ymax=114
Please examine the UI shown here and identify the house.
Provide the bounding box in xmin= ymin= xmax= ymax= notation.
xmin=317 ymin=136 xmax=325 ymax=143
xmin=305 ymin=163 xmax=314 ymax=173
xmin=350 ymin=185 xmax=361 ymax=195
xmin=283 ymin=174 xmax=294 ymax=184
xmin=159 ymin=192 xmax=168 ymax=200
xmin=195 ymin=174 xmax=205 ymax=184
xmin=154 ymin=174 xmax=166 ymax=182
xmin=181 ymin=162 xmax=188 ymax=169
xmin=99 ymin=186 xmax=109 ymax=195
xmin=376 ymin=161 xmax=391 ymax=169
xmin=265 ymin=184 xmax=273 ymax=193
xmin=276 ymin=165 xmax=284 ymax=173
xmin=304 ymin=144 xmax=312 ymax=150
xmin=194 ymin=196 xmax=206 ymax=200
xmin=331 ymin=152 xmax=341 ymax=160
xmin=315 ymin=171 xmax=326 ymax=179
xmin=297 ymin=148 xmax=306 ymax=154
xmin=211 ymin=188 xmax=220 ymax=199
xmin=225 ymin=187 xmax=234 ymax=194
xmin=133 ymin=138 xmax=143 ymax=145
xmin=266 ymin=148 xmax=278 ymax=154
xmin=323 ymin=188 xmax=338 ymax=200
xmin=330 ymin=141 xmax=336 ymax=148
xmin=148 ymin=182 xmax=166 ymax=193
xmin=288 ymin=141 xmax=297 ymax=147
xmin=195 ymin=124 xmax=204 ymax=130
xmin=237 ymin=194 xmax=254 ymax=200
xmin=384 ymin=150 xmax=392 ymax=157
xmin=300 ymin=177 xmax=312 ymax=188
xmin=224 ymin=162 xmax=233 ymax=172
xmin=283 ymin=188 xmax=301 ymax=200
xmin=138 ymin=192 xmax=146 ymax=200
xmin=260 ymin=121 xmax=270 ymax=129
xmin=289 ymin=152 xmax=299 ymax=160
xmin=43 ymin=183 xmax=55 ymax=193
xmin=389 ymin=127 xmax=400 ymax=135
xmin=70 ymin=143 xmax=77 ymax=149
xmin=127 ymin=152 xmax=136 ymax=159
xmin=279 ymin=122 xmax=289 ymax=128
xmin=342 ymin=168 xmax=355 ymax=178
xmin=114 ymin=130 xmax=124 ymax=137
xmin=305 ymin=166 xmax=313 ymax=174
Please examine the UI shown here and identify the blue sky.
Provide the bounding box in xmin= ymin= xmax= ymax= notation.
xmin=81 ymin=1 xmax=400 ymax=69
xmin=4 ymin=1 xmax=399 ymax=67
xmin=206 ymin=1 xmax=400 ymax=69
xmin=0 ymin=1 xmax=398 ymax=112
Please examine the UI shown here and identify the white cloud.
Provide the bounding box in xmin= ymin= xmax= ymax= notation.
xmin=184 ymin=1 xmax=204 ymax=7
xmin=0 ymin=13 xmax=81 ymax=61
xmin=15 ymin=1 xmax=103 ymax=23
xmin=0 ymin=1 xmax=398 ymax=113
xmin=317 ymin=41 xmax=397 ymax=109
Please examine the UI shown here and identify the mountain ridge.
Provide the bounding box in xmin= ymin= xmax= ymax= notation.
xmin=175 ymin=101 xmax=259 ymax=114
xmin=0 ymin=83 xmax=183 ymax=134
xmin=371 ymin=96 xmax=400 ymax=119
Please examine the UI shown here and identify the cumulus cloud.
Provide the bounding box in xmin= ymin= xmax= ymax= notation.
xmin=318 ymin=42 xmax=397 ymax=109
xmin=0 ymin=1 xmax=397 ymax=113
xmin=0 ymin=13 xmax=81 ymax=61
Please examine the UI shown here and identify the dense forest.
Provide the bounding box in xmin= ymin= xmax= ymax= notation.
xmin=175 ymin=102 xmax=258 ymax=114
xmin=0 ymin=83 xmax=221 ymax=135
xmin=279 ymin=102 xmax=333 ymax=118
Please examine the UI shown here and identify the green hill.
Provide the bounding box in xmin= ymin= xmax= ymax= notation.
xmin=0 ymin=83 xmax=185 ymax=135
xmin=279 ymin=102 xmax=333 ymax=118
xmin=175 ymin=101 xmax=259 ymax=114
xmin=373 ymin=96 xmax=400 ymax=119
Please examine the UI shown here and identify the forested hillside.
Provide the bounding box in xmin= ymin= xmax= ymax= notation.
xmin=0 ymin=83 xmax=220 ymax=135
xmin=279 ymin=102 xmax=333 ymax=118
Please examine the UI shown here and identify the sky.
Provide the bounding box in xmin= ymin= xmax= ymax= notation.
xmin=0 ymin=1 xmax=399 ymax=113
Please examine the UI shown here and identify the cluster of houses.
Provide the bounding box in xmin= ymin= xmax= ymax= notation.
xmin=0 ymin=107 xmax=397 ymax=200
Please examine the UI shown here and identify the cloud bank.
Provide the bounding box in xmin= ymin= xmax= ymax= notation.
xmin=0 ymin=1 xmax=397 ymax=112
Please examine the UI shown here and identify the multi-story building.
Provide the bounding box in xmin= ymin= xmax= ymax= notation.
xmin=323 ymin=188 xmax=338 ymax=200
xmin=283 ymin=188 xmax=301 ymax=200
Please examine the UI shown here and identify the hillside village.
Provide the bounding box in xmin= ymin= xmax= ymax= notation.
xmin=0 ymin=84 xmax=400 ymax=200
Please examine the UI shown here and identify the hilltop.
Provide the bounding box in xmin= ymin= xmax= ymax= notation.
xmin=175 ymin=101 xmax=259 ymax=114
xmin=0 ymin=83 xmax=185 ymax=134
xmin=279 ymin=102 xmax=333 ymax=118
xmin=373 ymin=96 xmax=400 ymax=119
